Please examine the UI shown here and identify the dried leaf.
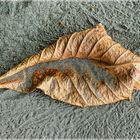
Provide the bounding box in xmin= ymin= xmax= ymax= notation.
xmin=0 ymin=23 xmax=140 ymax=107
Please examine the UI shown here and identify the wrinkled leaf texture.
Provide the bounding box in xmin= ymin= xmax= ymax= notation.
xmin=0 ymin=23 xmax=140 ymax=107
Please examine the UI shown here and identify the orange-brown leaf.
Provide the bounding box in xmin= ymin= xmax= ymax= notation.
xmin=0 ymin=23 xmax=140 ymax=107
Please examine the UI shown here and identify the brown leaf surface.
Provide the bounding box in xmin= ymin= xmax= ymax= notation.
xmin=0 ymin=23 xmax=140 ymax=107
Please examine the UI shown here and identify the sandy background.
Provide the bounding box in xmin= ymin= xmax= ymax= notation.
xmin=0 ymin=0 xmax=140 ymax=138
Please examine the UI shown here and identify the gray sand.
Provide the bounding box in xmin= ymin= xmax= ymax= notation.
xmin=0 ymin=1 xmax=140 ymax=138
